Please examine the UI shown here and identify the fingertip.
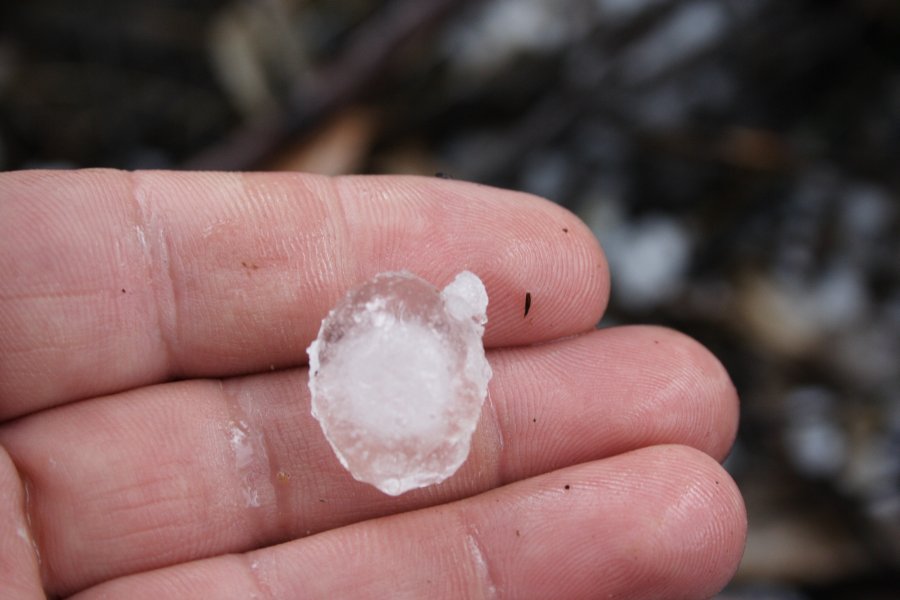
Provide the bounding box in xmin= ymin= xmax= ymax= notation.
xmin=620 ymin=326 xmax=740 ymax=462
xmin=490 ymin=325 xmax=740 ymax=478
xmin=468 ymin=444 xmax=747 ymax=600
xmin=334 ymin=175 xmax=611 ymax=346
xmin=637 ymin=444 xmax=747 ymax=599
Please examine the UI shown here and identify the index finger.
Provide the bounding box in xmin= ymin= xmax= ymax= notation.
xmin=0 ymin=170 xmax=608 ymax=419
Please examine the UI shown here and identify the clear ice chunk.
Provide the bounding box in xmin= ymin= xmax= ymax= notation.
xmin=307 ymin=271 xmax=492 ymax=496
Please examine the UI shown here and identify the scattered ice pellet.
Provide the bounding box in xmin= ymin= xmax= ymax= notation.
xmin=603 ymin=214 xmax=693 ymax=310
xmin=307 ymin=271 xmax=492 ymax=496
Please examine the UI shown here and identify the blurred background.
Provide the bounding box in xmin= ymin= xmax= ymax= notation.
xmin=2 ymin=0 xmax=898 ymax=597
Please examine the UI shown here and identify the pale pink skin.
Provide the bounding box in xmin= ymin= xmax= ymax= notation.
xmin=0 ymin=171 xmax=745 ymax=599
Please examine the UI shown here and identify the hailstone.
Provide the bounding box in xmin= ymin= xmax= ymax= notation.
xmin=307 ymin=271 xmax=491 ymax=495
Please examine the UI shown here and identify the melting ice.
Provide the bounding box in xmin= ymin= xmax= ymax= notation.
xmin=307 ymin=271 xmax=492 ymax=495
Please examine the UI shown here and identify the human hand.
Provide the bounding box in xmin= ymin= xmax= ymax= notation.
xmin=0 ymin=171 xmax=745 ymax=599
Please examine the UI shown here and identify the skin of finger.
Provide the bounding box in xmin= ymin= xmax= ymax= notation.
xmin=0 ymin=325 xmax=738 ymax=596
xmin=0 ymin=169 xmax=608 ymax=420
xmin=0 ymin=447 xmax=43 ymax=600
xmin=72 ymin=446 xmax=748 ymax=600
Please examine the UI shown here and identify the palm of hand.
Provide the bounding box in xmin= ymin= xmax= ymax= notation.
xmin=0 ymin=171 xmax=745 ymax=599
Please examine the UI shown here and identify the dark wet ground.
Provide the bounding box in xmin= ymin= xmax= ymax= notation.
xmin=2 ymin=1 xmax=899 ymax=597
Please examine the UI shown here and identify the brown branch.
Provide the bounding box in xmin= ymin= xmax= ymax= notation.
xmin=184 ymin=0 xmax=477 ymax=171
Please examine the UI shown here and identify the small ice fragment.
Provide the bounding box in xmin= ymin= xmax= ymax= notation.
xmin=307 ymin=271 xmax=492 ymax=495
xmin=441 ymin=270 xmax=489 ymax=323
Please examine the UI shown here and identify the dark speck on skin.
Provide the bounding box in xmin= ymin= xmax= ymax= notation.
xmin=524 ymin=292 xmax=532 ymax=317
xmin=562 ymin=227 xmax=569 ymax=233
xmin=121 ymin=288 xmax=126 ymax=293
xmin=434 ymin=172 xmax=451 ymax=179
xmin=564 ymin=484 xmax=571 ymax=490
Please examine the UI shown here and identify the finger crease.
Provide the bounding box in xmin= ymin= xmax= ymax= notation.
xmin=484 ymin=388 xmax=509 ymax=487
xmin=329 ymin=176 xmax=360 ymax=285
xmin=240 ymin=552 xmax=277 ymax=600
xmin=129 ymin=171 xmax=179 ymax=376
xmin=6 ymin=455 xmax=48 ymax=590
xmin=462 ymin=522 xmax=499 ymax=600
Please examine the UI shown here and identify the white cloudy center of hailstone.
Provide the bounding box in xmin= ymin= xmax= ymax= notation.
xmin=307 ymin=271 xmax=492 ymax=496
